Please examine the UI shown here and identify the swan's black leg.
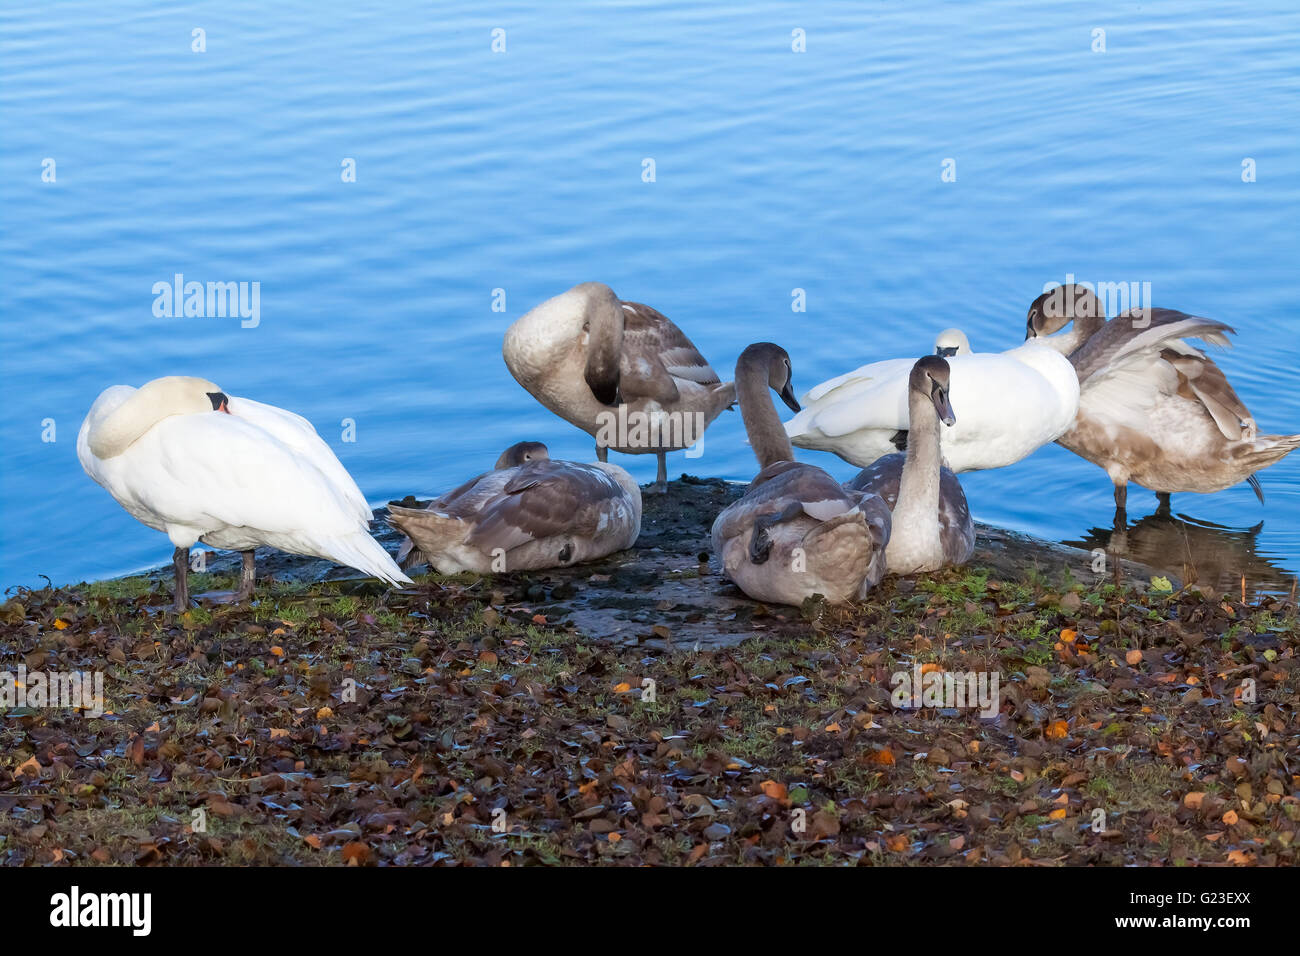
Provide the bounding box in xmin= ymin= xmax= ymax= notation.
xmin=236 ymin=550 xmax=256 ymax=602
xmin=655 ymin=452 xmax=668 ymax=494
xmin=1113 ymin=482 xmax=1128 ymax=530
xmin=172 ymin=546 xmax=190 ymax=613
xmin=595 ymin=443 xmax=608 ymax=463
xmin=1155 ymin=492 xmax=1171 ymax=517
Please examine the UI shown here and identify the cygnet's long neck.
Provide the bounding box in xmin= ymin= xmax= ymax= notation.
xmin=1049 ymin=313 xmax=1106 ymax=357
xmin=737 ymin=354 xmax=794 ymax=470
xmin=894 ymin=385 xmax=942 ymax=532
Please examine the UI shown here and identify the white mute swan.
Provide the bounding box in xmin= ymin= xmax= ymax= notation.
xmin=1027 ymin=284 xmax=1300 ymax=518
xmin=77 ymin=376 xmax=411 ymax=611
xmin=503 ymin=282 xmax=735 ymax=492
xmin=784 ymin=329 xmax=1079 ymax=471
xmin=844 ymin=357 xmax=976 ymax=573
xmin=387 ymin=441 xmax=641 ymax=573
xmin=711 ymin=343 xmax=891 ymax=606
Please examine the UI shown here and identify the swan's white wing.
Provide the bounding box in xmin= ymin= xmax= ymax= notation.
xmin=134 ymin=413 xmax=374 ymax=549
xmin=82 ymin=385 xmax=137 ymax=429
xmin=227 ymin=396 xmax=373 ymax=524
xmin=799 ymin=376 xmax=911 ymax=438
xmin=787 ymin=359 xmax=914 ymax=440
xmin=806 ymin=353 xmax=1069 ymax=443
xmin=944 ymin=354 xmax=1063 ymax=436
xmin=800 ymin=357 xmax=913 ymax=404
xmin=801 ymin=366 xmax=864 ymax=404
xmin=788 ymin=345 xmax=1078 ymax=471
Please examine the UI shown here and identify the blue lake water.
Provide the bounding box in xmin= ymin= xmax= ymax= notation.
xmin=2 ymin=1 xmax=1298 ymax=594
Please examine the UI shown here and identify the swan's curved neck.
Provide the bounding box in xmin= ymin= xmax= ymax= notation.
xmin=88 ymin=377 xmax=219 ymax=459
xmin=894 ymin=388 xmax=941 ymax=533
xmin=1053 ymin=313 xmax=1106 ymax=355
xmin=584 ymin=300 xmax=625 ymax=399
xmin=737 ymin=356 xmax=794 ymax=469
xmin=90 ymin=392 xmax=171 ymax=459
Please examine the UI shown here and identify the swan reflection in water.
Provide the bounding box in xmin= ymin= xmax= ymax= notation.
xmin=1065 ymin=507 xmax=1298 ymax=599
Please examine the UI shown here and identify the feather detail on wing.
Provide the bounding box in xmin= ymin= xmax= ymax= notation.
xmin=721 ymin=462 xmax=857 ymax=532
xmin=617 ymin=302 xmax=724 ymax=404
xmin=1162 ymin=350 xmax=1256 ymax=441
xmin=134 ymin=413 xmax=370 ymax=543
xmin=786 ymin=371 xmax=911 ymax=439
xmin=464 ymin=461 xmax=632 ymax=554
xmin=798 ymin=358 xmax=914 ymax=405
xmin=228 ymin=396 xmax=374 ymax=525
xmin=1070 ymin=308 xmax=1235 ymax=384
xmin=1070 ymin=309 xmax=1253 ymax=441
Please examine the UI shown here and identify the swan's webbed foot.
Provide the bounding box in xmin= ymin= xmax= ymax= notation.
xmin=197 ymin=551 xmax=259 ymax=605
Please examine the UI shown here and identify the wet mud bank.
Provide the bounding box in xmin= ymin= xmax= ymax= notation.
xmin=177 ymin=476 xmax=1167 ymax=650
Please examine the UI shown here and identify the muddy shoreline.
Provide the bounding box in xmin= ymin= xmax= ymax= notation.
xmin=140 ymin=476 xmax=1168 ymax=650
xmin=7 ymin=477 xmax=1297 ymax=868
